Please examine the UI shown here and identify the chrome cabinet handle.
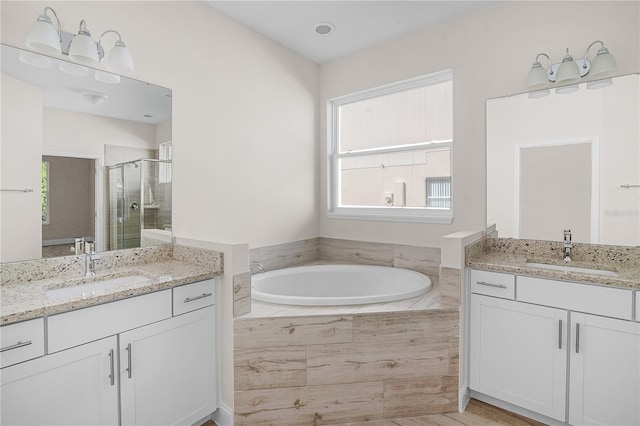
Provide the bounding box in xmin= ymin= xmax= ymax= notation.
xmin=558 ymin=320 xmax=563 ymax=350
xmin=108 ymin=349 xmax=115 ymax=386
xmin=0 ymin=340 xmax=32 ymax=352
xmin=476 ymin=281 xmax=507 ymax=289
xmin=126 ymin=343 xmax=132 ymax=378
xmin=575 ymin=323 xmax=581 ymax=354
xmin=184 ymin=292 xmax=213 ymax=303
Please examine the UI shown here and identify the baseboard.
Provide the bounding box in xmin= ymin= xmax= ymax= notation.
xmin=212 ymin=402 xmax=234 ymax=426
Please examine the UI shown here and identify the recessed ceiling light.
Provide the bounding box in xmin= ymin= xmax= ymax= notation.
xmin=82 ymin=92 xmax=108 ymax=105
xmin=313 ymin=22 xmax=335 ymax=35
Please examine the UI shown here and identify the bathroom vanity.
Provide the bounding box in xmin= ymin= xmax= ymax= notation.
xmin=467 ymin=238 xmax=640 ymax=426
xmin=0 ymin=245 xmax=222 ymax=425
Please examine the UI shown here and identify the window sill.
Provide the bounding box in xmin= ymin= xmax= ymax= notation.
xmin=327 ymin=207 xmax=453 ymax=224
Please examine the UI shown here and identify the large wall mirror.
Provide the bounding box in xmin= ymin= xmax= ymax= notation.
xmin=487 ymin=73 xmax=639 ymax=246
xmin=1 ymin=44 xmax=172 ymax=263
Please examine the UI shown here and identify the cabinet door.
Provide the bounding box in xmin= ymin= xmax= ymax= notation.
xmin=470 ymin=294 xmax=568 ymax=421
xmin=569 ymin=313 xmax=640 ymax=426
xmin=120 ymin=306 xmax=217 ymax=426
xmin=1 ymin=336 xmax=118 ymax=426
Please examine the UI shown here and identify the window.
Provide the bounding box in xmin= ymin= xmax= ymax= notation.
xmin=426 ymin=177 xmax=452 ymax=208
xmin=159 ymin=141 xmax=172 ymax=183
xmin=41 ymin=161 xmax=49 ymax=224
xmin=328 ymin=70 xmax=453 ymax=222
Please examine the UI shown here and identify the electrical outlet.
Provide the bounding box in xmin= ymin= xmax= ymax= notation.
xmin=384 ymin=192 xmax=394 ymax=206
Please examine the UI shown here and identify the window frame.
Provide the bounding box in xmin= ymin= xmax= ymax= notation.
xmin=327 ymin=70 xmax=453 ymax=223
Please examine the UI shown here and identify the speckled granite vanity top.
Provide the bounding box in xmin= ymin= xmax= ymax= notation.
xmin=466 ymin=238 xmax=640 ymax=289
xmin=0 ymin=245 xmax=223 ymax=325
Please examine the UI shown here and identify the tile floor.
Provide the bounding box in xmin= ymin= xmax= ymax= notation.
xmin=204 ymin=398 xmax=546 ymax=425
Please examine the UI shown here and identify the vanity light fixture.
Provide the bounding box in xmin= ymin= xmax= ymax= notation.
xmin=526 ymin=40 xmax=617 ymax=95
xmin=25 ymin=6 xmax=134 ymax=74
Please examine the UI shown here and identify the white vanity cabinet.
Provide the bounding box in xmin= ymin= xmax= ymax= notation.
xmin=470 ymin=270 xmax=640 ymax=425
xmin=1 ymin=336 xmax=119 ymax=425
xmin=470 ymin=294 xmax=568 ymax=421
xmin=0 ymin=278 xmax=218 ymax=426
xmin=568 ymin=312 xmax=640 ymax=426
xmin=120 ymin=305 xmax=217 ymax=426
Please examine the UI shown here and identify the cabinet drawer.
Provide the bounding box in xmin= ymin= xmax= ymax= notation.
xmin=1 ymin=318 xmax=45 ymax=368
xmin=48 ymin=290 xmax=172 ymax=353
xmin=518 ymin=276 xmax=633 ymax=320
xmin=470 ymin=269 xmax=515 ymax=299
xmin=173 ymin=279 xmax=215 ymax=316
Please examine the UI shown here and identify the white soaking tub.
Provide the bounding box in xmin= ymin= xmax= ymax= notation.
xmin=251 ymin=264 xmax=431 ymax=306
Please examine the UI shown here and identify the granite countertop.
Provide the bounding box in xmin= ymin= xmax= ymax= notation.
xmin=466 ymin=238 xmax=640 ymax=290
xmin=1 ymin=245 xmax=223 ymax=326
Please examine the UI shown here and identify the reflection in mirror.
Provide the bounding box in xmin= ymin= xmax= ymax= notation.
xmin=0 ymin=44 xmax=172 ymax=263
xmin=487 ymin=73 xmax=639 ymax=246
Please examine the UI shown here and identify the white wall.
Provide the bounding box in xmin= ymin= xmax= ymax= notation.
xmin=318 ymin=1 xmax=640 ymax=247
xmin=43 ymin=107 xmax=156 ymax=155
xmin=0 ymin=74 xmax=43 ymax=262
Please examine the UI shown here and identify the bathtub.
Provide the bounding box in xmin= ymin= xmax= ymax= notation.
xmin=251 ymin=264 xmax=432 ymax=306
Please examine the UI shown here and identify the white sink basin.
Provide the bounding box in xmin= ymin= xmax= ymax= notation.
xmin=524 ymin=262 xmax=618 ymax=277
xmin=46 ymin=275 xmax=151 ymax=300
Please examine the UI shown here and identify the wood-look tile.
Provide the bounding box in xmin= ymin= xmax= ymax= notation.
xmin=439 ymin=268 xmax=461 ymax=307
xmin=234 ymin=382 xmax=384 ymax=425
xmin=319 ymin=238 xmax=394 ymax=266
xmin=234 ymin=316 xmax=353 ymax=350
xmin=251 ymin=238 xmax=320 ymax=271
xmin=234 ymin=346 xmax=307 ymax=391
xmin=383 ymin=376 xmax=458 ymax=418
xmin=307 ymin=338 xmax=451 ymax=386
xmin=352 ymin=310 xmax=458 ymax=343
xmin=233 ymin=272 xmax=251 ymax=318
xmin=393 ymin=245 xmax=441 ymax=285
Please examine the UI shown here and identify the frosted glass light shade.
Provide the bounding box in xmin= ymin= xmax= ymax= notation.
xmin=590 ymin=48 xmax=617 ymax=78
xmin=556 ymin=84 xmax=579 ymax=95
xmin=26 ymin=18 xmax=61 ymax=55
xmin=526 ymin=62 xmax=549 ymax=90
xmin=587 ymin=78 xmax=612 ymax=90
xmin=69 ymin=33 xmax=99 ymax=63
xmin=107 ymin=41 xmax=134 ymax=74
xmin=556 ymin=58 xmax=580 ymax=84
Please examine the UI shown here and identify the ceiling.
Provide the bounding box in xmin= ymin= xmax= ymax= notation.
xmin=205 ymin=1 xmax=493 ymax=63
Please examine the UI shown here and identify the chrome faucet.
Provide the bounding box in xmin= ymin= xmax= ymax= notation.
xmin=249 ymin=262 xmax=265 ymax=274
xmin=563 ymin=229 xmax=573 ymax=262
xmin=85 ymin=251 xmax=101 ymax=276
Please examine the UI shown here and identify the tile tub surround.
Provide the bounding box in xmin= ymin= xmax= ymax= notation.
xmin=0 ymin=244 xmax=223 ymax=325
xmin=250 ymin=237 xmax=441 ymax=287
xmin=466 ymin=238 xmax=640 ymax=289
xmin=234 ymin=309 xmax=459 ymax=425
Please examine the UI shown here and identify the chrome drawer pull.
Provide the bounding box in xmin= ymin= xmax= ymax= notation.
xmin=184 ymin=292 xmax=213 ymax=303
xmin=126 ymin=343 xmax=132 ymax=379
xmin=0 ymin=340 xmax=32 ymax=352
xmin=108 ymin=349 xmax=115 ymax=386
xmin=558 ymin=320 xmax=563 ymax=350
xmin=476 ymin=281 xmax=507 ymax=289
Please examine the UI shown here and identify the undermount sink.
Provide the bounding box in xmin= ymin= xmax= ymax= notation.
xmin=45 ymin=275 xmax=151 ymax=300
xmin=524 ymin=262 xmax=618 ymax=277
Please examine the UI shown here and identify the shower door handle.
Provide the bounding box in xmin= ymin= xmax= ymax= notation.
xmin=130 ymin=202 xmax=139 ymax=211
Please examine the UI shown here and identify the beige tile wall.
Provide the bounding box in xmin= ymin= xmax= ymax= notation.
xmin=249 ymin=237 xmax=441 ymax=286
xmin=234 ymin=309 xmax=459 ymax=425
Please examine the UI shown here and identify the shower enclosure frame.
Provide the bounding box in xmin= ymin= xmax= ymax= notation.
xmin=107 ymin=158 xmax=171 ymax=251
